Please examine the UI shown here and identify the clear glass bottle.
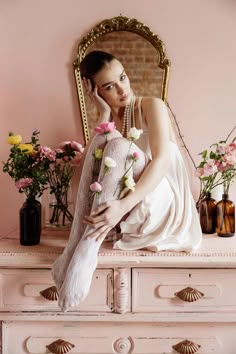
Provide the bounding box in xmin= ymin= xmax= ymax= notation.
xmin=216 ymin=194 xmax=235 ymax=237
xmin=199 ymin=192 xmax=217 ymax=234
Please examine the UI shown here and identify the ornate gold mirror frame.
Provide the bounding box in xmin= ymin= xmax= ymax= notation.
xmin=73 ymin=16 xmax=170 ymax=144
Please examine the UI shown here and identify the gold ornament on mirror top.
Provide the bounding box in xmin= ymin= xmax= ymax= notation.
xmin=73 ymin=15 xmax=170 ymax=144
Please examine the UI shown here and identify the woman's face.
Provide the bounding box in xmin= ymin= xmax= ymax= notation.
xmin=93 ymin=59 xmax=131 ymax=108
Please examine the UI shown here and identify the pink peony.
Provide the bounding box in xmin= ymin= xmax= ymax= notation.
xmin=39 ymin=146 xmax=56 ymax=161
xmin=15 ymin=178 xmax=33 ymax=190
xmin=90 ymin=182 xmax=102 ymax=193
xmin=94 ymin=122 xmax=116 ymax=134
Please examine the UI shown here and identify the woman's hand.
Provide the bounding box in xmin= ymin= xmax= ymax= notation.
xmin=83 ymin=200 xmax=128 ymax=241
xmin=83 ymin=78 xmax=111 ymax=121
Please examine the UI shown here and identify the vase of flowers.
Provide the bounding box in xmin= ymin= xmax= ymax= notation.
xmin=47 ymin=140 xmax=83 ymax=227
xmin=215 ymin=140 xmax=236 ymax=237
xmin=195 ymin=132 xmax=236 ymax=235
xmin=2 ymin=131 xmax=51 ymax=245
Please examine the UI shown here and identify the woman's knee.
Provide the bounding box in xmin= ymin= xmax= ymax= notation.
xmin=103 ymin=137 xmax=130 ymax=157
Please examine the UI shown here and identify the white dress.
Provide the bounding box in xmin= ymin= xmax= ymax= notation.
xmin=114 ymin=102 xmax=202 ymax=252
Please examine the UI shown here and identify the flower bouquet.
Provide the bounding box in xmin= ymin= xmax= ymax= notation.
xmin=195 ymin=131 xmax=236 ymax=235
xmin=2 ymin=130 xmax=52 ymax=244
xmin=3 ymin=130 xmax=50 ymax=199
xmin=47 ymin=141 xmax=84 ymax=227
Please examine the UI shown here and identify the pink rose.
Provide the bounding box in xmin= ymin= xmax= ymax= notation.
xmin=58 ymin=141 xmax=71 ymax=149
xmin=223 ymin=151 xmax=236 ymax=166
xmin=202 ymin=160 xmax=218 ymax=176
xmin=15 ymin=178 xmax=33 ymax=190
xmin=132 ymin=152 xmax=139 ymax=161
xmin=90 ymin=182 xmax=102 ymax=193
xmin=94 ymin=122 xmax=116 ymax=134
xmin=71 ymin=151 xmax=83 ymax=165
xmin=70 ymin=141 xmax=84 ymax=152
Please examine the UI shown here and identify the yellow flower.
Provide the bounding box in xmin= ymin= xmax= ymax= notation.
xmin=7 ymin=134 xmax=22 ymax=145
xmin=18 ymin=143 xmax=34 ymax=154
xmin=94 ymin=148 xmax=103 ymax=160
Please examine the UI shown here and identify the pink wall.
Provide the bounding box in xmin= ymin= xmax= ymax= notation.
xmin=0 ymin=0 xmax=235 ymax=237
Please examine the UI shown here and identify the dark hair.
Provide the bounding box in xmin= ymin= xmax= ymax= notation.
xmin=80 ymin=51 xmax=117 ymax=89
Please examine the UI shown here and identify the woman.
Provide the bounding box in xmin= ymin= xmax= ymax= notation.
xmin=52 ymin=51 xmax=202 ymax=311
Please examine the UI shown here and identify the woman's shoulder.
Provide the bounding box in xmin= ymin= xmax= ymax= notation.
xmin=139 ymin=97 xmax=166 ymax=116
xmin=140 ymin=96 xmax=164 ymax=105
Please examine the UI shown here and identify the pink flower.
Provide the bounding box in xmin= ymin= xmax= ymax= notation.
xmin=15 ymin=178 xmax=33 ymax=190
xmin=58 ymin=141 xmax=71 ymax=149
xmin=202 ymin=160 xmax=218 ymax=176
xmin=229 ymin=142 xmax=236 ymax=150
xmin=217 ymin=143 xmax=228 ymax=155
xmin=132 ymin=152 xmax=139 ymax=161
xmin=71 ymin=151 xmax=83 ymax=165
xmin=90 ymin=182 xmax=102 ymax=193
xmin=94 ymin=122 xmax=116 ymax=134
xmin=223 ymin=151 xmax=236 ymax=166
xmin=39 ymin=146 xmax=56 ymax=161
xmin=215 ymin=160 xmax=227 ymax=172
xmin=70 ymin=141 xmax=84 ymax=152
xmin=195 ymin=168 xmax=204 ymax=177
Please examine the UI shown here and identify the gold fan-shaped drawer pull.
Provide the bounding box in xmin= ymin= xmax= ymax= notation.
xmin=46 ymin=339 xmax=75 ymax=354
xmin=172 ymin=339 xmax=201 ymax=354
xmin=175 ymin=287 xmax=204 ymax=302
xmin=40 ymin=286 xmax=59 ymax=301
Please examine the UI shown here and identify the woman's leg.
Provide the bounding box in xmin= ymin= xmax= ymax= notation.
xmin=58 ymin=137 xmax=148 ymax=311
xmin=51 ymin=130 xmax=121 ymax=291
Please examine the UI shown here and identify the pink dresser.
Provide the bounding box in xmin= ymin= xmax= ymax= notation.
xmin=0 ymin=229 xmax=236 ymax=354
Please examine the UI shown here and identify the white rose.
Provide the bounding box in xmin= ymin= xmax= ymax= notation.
xmin=124 ymin=175 xmax=136 ymax=191
xmin=127 ymin=127 xmax=143 ymax=141
xmin=104 ymin=156 xmax=117 ymax=168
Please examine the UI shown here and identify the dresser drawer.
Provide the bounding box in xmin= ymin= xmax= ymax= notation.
xmin=0 ymin=268 xmax=113 ymax=312
xmin=132 ymin=268 xmax=236 ymax=313
xmin=3 ymin=320 xmax=236 ymax=353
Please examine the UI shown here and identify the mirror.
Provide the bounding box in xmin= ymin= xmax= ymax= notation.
xmin=73 ymin=16 xmax=170 ymax=144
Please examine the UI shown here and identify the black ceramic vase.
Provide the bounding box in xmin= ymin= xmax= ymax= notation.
xmin=20 ymin=198 xmax=41 ymax=245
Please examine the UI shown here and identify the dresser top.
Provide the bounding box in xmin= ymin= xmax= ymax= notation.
xmin=0 ymin=228 xmax=236 ymax=268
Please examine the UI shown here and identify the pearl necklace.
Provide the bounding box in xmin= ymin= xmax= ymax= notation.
xmin=121 ymin=94 xmax=135 ymax=137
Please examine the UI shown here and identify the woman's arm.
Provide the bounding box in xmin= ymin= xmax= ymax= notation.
xmin=121 ymin=97 xmax=171 ymax=212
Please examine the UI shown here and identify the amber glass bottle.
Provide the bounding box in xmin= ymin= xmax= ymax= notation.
xmin=216 ymin=194 xmax=235 ymax=237
xmin=199 ymin=192 xmax=217 ymax=234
